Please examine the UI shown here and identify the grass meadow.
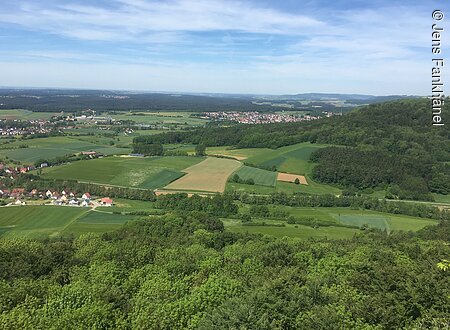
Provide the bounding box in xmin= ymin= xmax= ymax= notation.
xmin=0 ymin=109 xmax=56 ymax=120
xmin=244 ymin=142 xmax=329 ymax=175
xmin=0 ymin=203 xmax=438 ymax=240
xmin=0 ymin=136 xmax=131 ymax=163
xmin=42 ymin=156 xmax=203 ymax=189
xmin=233 ymin=166 xmax=277 ymax=186
xmin=111 ymin=112 xmax=208 ymax=126
xmin=224 ymin=206 xmax=438 ymax=239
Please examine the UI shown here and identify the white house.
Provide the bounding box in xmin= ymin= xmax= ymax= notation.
xmin=82 ymin=193 xmax=91 ymax=200
xmin=45 ymin=190 xmax=53 ymax=198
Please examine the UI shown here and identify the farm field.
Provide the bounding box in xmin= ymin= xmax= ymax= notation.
xmin=276 ymin=206 xmax=438 ymax=232
xmin=164 ymin=157 xmax=242 ymax=192
xmin=0 ymin=206 xmax=88 ymax=238
xmin=42 ymin=156 xmax=203 ymax=189
xmin=111 ymin=111 xmax=208 ymax=126
xmin=223 ymin=219 xmax=360 ymax=240
xmin=0 ymin=203 xmax=438 ymax=239
xmin=233 ymin=166 xmax=277 ymax=186
xmin=227 ymin=176 xmax=341 ymax=195
xmin=213 ymin=142 xmax=341 ymax=195
xmin=0 ymin=136 xmax=131 ymax=163
xmin=63 ymin=211 xmax=137 ymax=235
xmin=244 ymin=142 xmax=330 ymax=175
xmin=224 ymin=206 xmax=438 ymax=238
xmin=277 ymin=172 xmax=308 ymax=184
xmin=0 ymin=109 xmax=56 ymax=120
xmin=0 ymin=206 xmax=140 ymax=238
xmin=432 ymin=193 xmax=450 ymax=204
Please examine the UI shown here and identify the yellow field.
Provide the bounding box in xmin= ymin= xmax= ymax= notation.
xmin=164 ymin=157 xmax=242 ymax=192
xmin=277 ymin=172 xmax=308 ymax=185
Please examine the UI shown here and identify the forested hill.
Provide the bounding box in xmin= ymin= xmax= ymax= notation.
xmin=135 ymin=99 xmax=450 ymax=200
xmin=137 ymin=98 xmax=447 ymax=152
xmin=0 ymin=215 xmax=449 ymax=328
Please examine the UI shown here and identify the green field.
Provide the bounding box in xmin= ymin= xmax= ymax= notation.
xmin=233 ymin=166 xmax=277 ymax=186
xmin=224 ymin=206 xmax=438 ymax=239
xmin=111 ymin=112 xmax=208 ymax=126
xmin=0 ymin=206 xmax=140 ymax=238
xmin=0 ymin=109 xmax=56 ymax=120
xmin=0 ymin=206 xmax=87 ymax=238
xmin=227 ymin=176 xmax=341 ymax=195
xmin=42 ymin=156 xmax=203 ymax=189
xmin=432 ymin=193 xmax=450 ymax=204
xmin=210 ymin=142 xmax=341 ymax=195
xmin=223 ymin=219 xmax=360 ymax=240
xmin=244 ymin=142 xmax=329 ymax=175
xmin=0 ymin=136 xmax=131 ymax=163
xmin=0 ymin=203 xmax=438 ymax=240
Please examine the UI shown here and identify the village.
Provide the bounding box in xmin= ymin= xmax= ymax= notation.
xmin=0 ymin=160 xmax=114 ymax=208
xmin=0 ymin=187 xmax=113 ymax=208
xmin=200 ymin=111 xmax=340 ymax=124
xmin=0 ymin=119 xmax=57 ymax=136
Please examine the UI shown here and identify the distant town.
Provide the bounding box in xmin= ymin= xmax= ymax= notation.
xmin=200 ymin=111 xmax=341 ymax=124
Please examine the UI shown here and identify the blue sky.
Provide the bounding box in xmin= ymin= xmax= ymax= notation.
xmin=0 ymin=0 xmax=448 ymax=94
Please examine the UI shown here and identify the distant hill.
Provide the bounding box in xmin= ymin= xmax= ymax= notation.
xmin=0 ymin=88 xmax=418 ymax=113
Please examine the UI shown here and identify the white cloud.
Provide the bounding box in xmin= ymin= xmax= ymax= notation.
xmin=0 ymin=0 xmax=325 ymax=41
xmin=0 ymin=0 xmax=437 ymax=94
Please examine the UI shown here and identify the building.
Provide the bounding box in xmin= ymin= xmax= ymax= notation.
xmin=100 ymin=197 xmax=113 ymax=206
xmin=11 ymin=188 xmax=25 ymax=198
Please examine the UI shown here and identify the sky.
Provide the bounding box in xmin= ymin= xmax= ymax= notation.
xmin=0 ymin=0 xmax=448 ymax=95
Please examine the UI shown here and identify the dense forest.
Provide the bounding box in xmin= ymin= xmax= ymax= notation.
xmin=0 ymin=214 xmax=448 ymax=329
xmin=136 ymin=99 xmax=450 ymax=200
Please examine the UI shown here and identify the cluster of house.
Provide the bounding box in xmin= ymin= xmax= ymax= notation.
xmin=0 ymin=119 xmax=55 ymax=136
xmin=0 ymin=164 xmax=36 ymax=178
xmin=0 ymin=188 xmax=113 ymax=207
xmin=200 ymin=111 xmax=341 ymax=124
xmin=200 ymin=111 xmax=309 ymax=124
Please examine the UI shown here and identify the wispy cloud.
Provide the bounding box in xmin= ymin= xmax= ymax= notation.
xmin=0 ymin=0 xmax=325 ymax=41
xmin=0 ymin=0 xmax=440 ymax=94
